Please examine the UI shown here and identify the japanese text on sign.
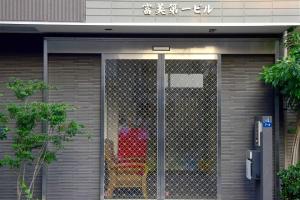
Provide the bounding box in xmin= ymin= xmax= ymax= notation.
xmin=142 ymin=3 xmax=214 ymax=16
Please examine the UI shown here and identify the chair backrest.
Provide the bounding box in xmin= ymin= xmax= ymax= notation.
xmin=117 ymin=127 xmax=148 ymax=163
xmin=105 ymin=138 xmax=116 ymax=169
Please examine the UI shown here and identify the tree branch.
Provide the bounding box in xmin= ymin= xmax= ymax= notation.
xmin=17 ymin=162 xmax=24 ymax=200
xmin=29 ymin=141 xmax=47 ymax=192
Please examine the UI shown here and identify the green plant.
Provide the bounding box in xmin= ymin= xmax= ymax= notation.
xmin=278 ymin=161 xmax=300 ymax=200
xmin=0 ymin=93 xmax=8 ymax=140
xmin=261 ymin=27 xmax=300 ymax=165
xmin=0 ymin=79 xmax=88 ymax=200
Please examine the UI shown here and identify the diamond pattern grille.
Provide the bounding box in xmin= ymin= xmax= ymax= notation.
xmin=165 ymin=60 xmax=218 ymax=199
xmin=105 ymin=59 xmax=157 ymax=199
xmin=104 ymin=58 xmax=218 ymax=200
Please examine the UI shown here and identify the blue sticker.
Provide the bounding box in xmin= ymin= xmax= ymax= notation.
xmin=263 ymin=119 xmax=272 ymax=128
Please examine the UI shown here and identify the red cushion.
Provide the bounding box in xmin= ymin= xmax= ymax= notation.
xmin=118 ymin=128 xmax=148 ymax=164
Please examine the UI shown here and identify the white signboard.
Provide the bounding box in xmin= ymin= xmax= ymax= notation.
xmin=165 ymin=74 xmax=204 ymax=88
xmin=143 ymin=3 xmax=213 ymax=16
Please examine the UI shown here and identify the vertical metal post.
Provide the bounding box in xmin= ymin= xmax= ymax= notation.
xmin=283 ymin=31 xmax=288 ymax=59
xmin=261 ymin=116 xmax=274 ymax=200
xmin=274 ymin=91 xmax=280 ymax=200
xmin=282 ymin=31 xmax=288 ymax=169
xmin=217 ymin=54 xmax=222 ymax=200
xmin=274 ymin=40 xmax=281 ymax=200
xmin=42 ymin=38 xmax=48 ymax=200
xmin=100 ymin=54 xmax=106 ymax=200
xmin=157 ymin=54 xmax=165 ymax=200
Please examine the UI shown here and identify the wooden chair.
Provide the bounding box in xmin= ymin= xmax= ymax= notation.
xmin=105 ymin=128 xmax=148 ymax=199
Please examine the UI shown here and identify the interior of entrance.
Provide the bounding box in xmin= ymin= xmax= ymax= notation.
xmin=103 ymin=54 xmax=218 ymax=200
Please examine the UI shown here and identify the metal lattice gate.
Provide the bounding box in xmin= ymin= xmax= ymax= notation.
xmin=102 ymin=54 xmax=218 ymax=200
xmin=165 ymin=58 xmax=218 ymax=199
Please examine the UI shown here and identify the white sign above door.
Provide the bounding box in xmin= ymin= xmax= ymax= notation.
xmin=142 ymin=3 xmax=214 ymax=16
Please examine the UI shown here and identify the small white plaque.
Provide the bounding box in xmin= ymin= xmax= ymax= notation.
xmin=152 ymin=46 xmax=170 ymax=51
xmin=170 ymin=74 xmax=203 ymax=88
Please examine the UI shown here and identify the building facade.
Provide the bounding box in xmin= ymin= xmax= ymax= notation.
xmin=0 ymin=0 xmax=299 ymax=200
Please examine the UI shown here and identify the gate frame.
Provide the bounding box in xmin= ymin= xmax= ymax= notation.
xmin=43 ymin=37 xmax=280 ymax=200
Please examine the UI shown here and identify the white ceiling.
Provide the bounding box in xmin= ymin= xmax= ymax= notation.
xmin=0 ymin=22 xmax=296 ymax=34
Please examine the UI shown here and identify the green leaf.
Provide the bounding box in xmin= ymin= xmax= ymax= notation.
xmin=0 ymin=127 xmax=9 ymax=140
xmin=20 ymin=180 xmax=33 ymax=200
xmin=50 ymin=135 xmax=64 ymax=149
xmin=7 ymin=78 xmax=48 ymax=101
xmin=0 ymin=109 xmax=8 ymax=140
xmin=48 ymin=103 xmax=69 ymax=126
xmin=65 ymin=120 xmax=85 ymax=137
xmin=43 ymin=151 xmax=57 ymax=164
xmin=288 ymin=127 xmax=297 ymax=134
xmin=0 ymin=155 xmax=21 ymax=168
xmin=278 ymin=161 xmax=300 ymax=199
xmin=261 ymin=29 xmax=300 ymax=112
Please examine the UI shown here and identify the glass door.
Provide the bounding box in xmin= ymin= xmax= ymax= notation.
xmin=101 ymin=54 xmax=218 ymax=200
xmin=102 ymin=54 xmax=158 ymax=200
xmin=164 ymin=55 xmax=218 ymax=200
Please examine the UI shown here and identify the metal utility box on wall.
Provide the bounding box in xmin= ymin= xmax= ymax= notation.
xmin=246 ymin=116 xmax=273 ymax=200
xmin=246 ymin=150 xmax=260 ymax=180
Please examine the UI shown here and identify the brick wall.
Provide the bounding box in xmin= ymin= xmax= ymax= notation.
xmin=221 ymin=54 xmax=274 ymax=199
xmin=0 ymin=53 xmax=43 ymax=200
xmin=0 ymin=0 xmax=85 ymax=22
xmin=46 ymin=54 xmax=101 ymax=200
